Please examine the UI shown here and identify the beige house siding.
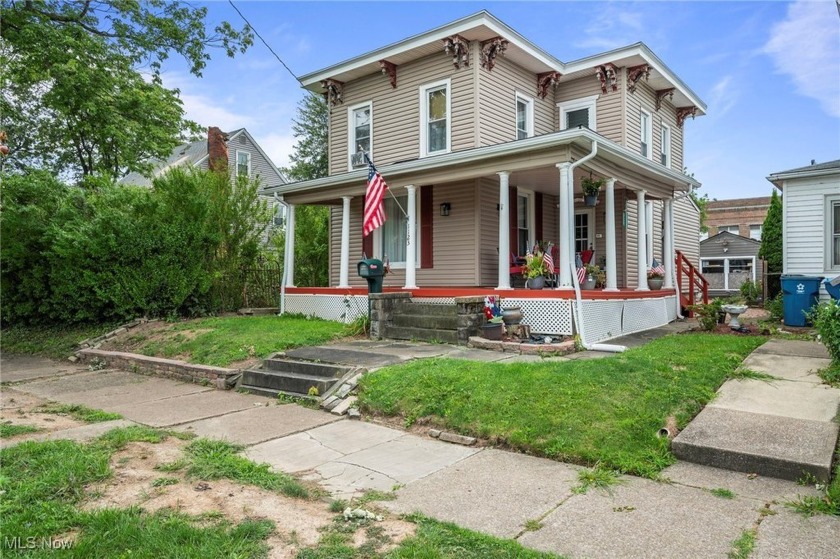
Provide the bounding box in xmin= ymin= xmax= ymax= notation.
xmin=554 ymin=73 xmax=623 ymax=144
xmin=328 ymin=53 xmax=477 ymax=176
xmin=673 ymin=195 xmax=700 ymax=268
xmin=624 ymin=80 xmax=684 ymax=171
xmin=625 ymin=197 xmax=639 ymax=287
xmin=478 ymin=178 xmax=499 ymax=286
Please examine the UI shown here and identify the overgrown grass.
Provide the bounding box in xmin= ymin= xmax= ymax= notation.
xmin=572 ymin=464 xmax=623 ymax=495
xmin=36 ymin=403 xmax=122 ymax=423
xmin=359 ymin=333 xmax=766 ymax=477
xmin=157 ymin=438 xmax=311 ymax=499
xmin=788 ymin=446 xmax=840 ymax=516
xmin=0 ymin=422 xmax=41 ymax=437
xmin=818 ymin=362 xmax=840 ymax=387
xmin=0 ymin=323 xmax=118 ymax=359
xmin=728 ymin=528 xmax=756 ymax=559
xmin=132 ymin=315 xmax=347 ymax=366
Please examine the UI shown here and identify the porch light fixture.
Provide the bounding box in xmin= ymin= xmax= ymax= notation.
xmin=440 ymin=202 xmax=451 ymax=216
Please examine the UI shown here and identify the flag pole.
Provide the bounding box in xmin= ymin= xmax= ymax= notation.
xmin=360 ymin=149 xmax=408 ymax=218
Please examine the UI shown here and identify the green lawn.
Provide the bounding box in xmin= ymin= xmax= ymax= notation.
xmin=1 ymin=323 xmax=119 ymax=360
xmin=358 ymin=333 xmax=767 ymax=478
xmin=131 ymin=315 xmax=348 ymax=366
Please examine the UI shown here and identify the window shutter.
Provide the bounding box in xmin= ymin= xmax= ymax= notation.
xmin=509 ymin=186 xmax=518 ymax=256
xmin=535 ymin=192 xmax=543 ymax=242
xmin=567 ymin=108 xmax=589 ymax=129
xmin=420 ymin=185 xmax=433 ymax=268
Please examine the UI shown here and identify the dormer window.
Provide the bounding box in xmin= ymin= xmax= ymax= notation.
xmin=557 ymin=95 xmax=598 ymax=132
xmin=348 ymin=102 xmax=372 ymax=170
xmin=420 ymin=79 xmax=451 ymax=157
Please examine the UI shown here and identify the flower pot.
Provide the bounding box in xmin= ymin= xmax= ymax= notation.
xmin=481 ymin=322 xmax=503 ymax=340
xmin=526 ymin=276 xmax=545 ymax=290
xmin=584 ymin=194 xmax=598 ymax=207
xmin=502 ymin=306 xmax=523 ymax=325
xmin=582 ymin=275 xmax=597 ymax=290
xmin=648 ymin=277 xmax=664 ymax=290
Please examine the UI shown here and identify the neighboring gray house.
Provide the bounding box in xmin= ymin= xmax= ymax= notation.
xmin=699 ymin=231 xmax=761 ymax=296
xmin=767 ymin=159 xmax=840 ymax=301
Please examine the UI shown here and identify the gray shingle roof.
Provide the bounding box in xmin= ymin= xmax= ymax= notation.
xmin=770 ymin=159 xmax=840 ymax=175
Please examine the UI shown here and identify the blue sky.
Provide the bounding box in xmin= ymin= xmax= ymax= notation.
xmin=160 ymin=1 xmax=840 ymax=200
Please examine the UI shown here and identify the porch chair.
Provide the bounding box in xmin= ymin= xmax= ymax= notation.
xmin=510 ymin=252 xmax=526 ymax=287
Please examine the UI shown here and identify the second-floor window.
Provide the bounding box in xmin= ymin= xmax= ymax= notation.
xmin=830 ymin=198 xmax=840 ymax=269
xmin=749 ymin=224 xmax=762 ymax=241
xmin=640 ymin=110 xmax=652 ymax=159
xmin=348 ymin=102 xmax=372 ymax=169
xmin=557 ymin=95 xmax=598 ymax=132
xmin=660 ymin=124 xmax=671 ymax=168
xmin=420 ymin=79 xmax=450 ymax=157
xmin=236 ymin=151 xmax=251 ymax=176
xmin=515 ymin=93 xmax=534 ymax=140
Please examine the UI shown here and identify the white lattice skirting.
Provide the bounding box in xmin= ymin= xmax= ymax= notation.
xmin=283 ymin=294 xmax=369 ymax=323
xmin=577 ymin=295 xmax=678 ymax=344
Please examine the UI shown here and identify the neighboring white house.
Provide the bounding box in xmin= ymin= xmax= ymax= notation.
xmin=767 ymin=159 xmax=840 ymax=301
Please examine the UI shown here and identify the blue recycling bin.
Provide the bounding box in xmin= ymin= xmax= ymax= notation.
xmin=825 ymin=277 xmax=840 ymax=300
xmin=780 ymin=275 xmax=823 ymax=327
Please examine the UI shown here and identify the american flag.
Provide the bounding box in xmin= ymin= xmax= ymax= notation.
xmin=363 ymin=154 xmax=387 ymax=237
xmin=650 ymin=258 xmax=665 ymax=276
xmin=576 ymin=266 xmax=586 ymax=285
xmin=543 ymin=246 xmax=555 ymax=274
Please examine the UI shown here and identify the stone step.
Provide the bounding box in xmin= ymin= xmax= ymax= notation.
xmin=390 ymin=313 xmax=459 ymax=330
xmin=383 ymin=326 xmax=458 ymax=345
xmin=400 ymin=303 xmax=457 ymax=317
xmin=260 ymin=358 xmax=355 ymax=378
xmin=672 ymin=407 xmax=839 ymax=482
xmin=241 ymin=369 xmax=340 ymax=397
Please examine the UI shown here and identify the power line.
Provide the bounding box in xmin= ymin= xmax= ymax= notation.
xmin=228 ymin=0 xmax=302 ymax=86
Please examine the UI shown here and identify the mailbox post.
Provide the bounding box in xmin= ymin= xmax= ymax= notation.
xmin=358 ymin=258 xmax=386 ymax=319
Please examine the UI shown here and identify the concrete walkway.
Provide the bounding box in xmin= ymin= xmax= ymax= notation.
xmin=2 ymin=340 xmax=838 ymax=558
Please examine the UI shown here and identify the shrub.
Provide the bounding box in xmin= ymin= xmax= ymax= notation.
xmin=690 ymin=299 xmax=723 ymax=331
xmin=811 ymin=300 xmax=840 ymax=362
xmin=765 ymin=293 xmax=784 ymax=322
xmin=739 ymin=279 xmax=761 ymax=306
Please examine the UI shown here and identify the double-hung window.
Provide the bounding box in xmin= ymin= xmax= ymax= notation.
xmin=515 ymin=93 xmax=534 ymax=140
xmin=640 ymin=110 xmax=652 ymax=159
xmin=236 ymin=151 xmax=251 ymax=177
xmin=348 ymin=102 xmax=372 ymax=170
xmin=420 ymin=79 xmax=450 ymax=157
xmin=557 ymin=95 xmax=598 ymax=132
xmin=830 ymin=197 xmax=840 ymax=269
xmin=660 ymin=124 xmax=671 ymax=168
xmin=377 ymin=194 xmax=420 ymax=266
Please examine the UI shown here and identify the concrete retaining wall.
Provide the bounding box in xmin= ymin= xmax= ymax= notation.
xmin=78 ymin=349 xmax=239 ymax=389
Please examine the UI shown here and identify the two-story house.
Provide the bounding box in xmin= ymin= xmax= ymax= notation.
xmin=265 ymin=11 xmax=707 ymax=342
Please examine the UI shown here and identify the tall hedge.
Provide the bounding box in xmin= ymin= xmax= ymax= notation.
xmin=759 ymin=190 xmax=783 ymax=299
xmin=1 ymin=168 xmax=269 ymax=324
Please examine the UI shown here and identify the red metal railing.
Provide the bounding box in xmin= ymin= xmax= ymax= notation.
xmin=675 ymin=250 xmax=709 ymax=315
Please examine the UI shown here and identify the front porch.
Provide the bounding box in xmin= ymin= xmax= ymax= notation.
xmin=281 ymin=286 xmax=681 ymax=345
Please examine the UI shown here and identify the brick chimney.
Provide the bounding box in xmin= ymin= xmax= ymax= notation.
xmin=207 ymin=126 xmax=229 ymax=172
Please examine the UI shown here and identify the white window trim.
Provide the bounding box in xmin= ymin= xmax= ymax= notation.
xmin=235 ymin=150 xmax=251 ymax=177
xmin=574 ymin=208 xmax=596 ymax=254
xmin=347 ymin=101 xmax=372 ymax=172
xmin=419 ymin=78 xmax=451 ymax=158
xmin=660 ymin=123 xmax=671 ymax=168
xmin=557 ymin=94 xmax=599 ymax=132
xmin=640 ymin=109 xmax=652 ymax=160
xmin=372 ymin=190 xmax=421 ymax=268
xmin=515 ymin=91 xmax=535 ymax=140
xmin=827 ymin=195 xmax=840 ymax=271
xmin=515 ymin=188 xmax=536 ymax=253
xmin=700 ymin=256 xmax=757 ymax=291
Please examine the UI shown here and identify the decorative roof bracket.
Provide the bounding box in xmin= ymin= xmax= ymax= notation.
xmin=627 ymin=64 xmax=650 ymax=93
xmin=537 ymin=71 xmax=562 ymax=99
xmin=321 ymin=78 xmax=344 ymax=107
xmin=676 ymin=106 xmax=697 ymax=127
xmin=480 ymin=36 xmax=509 ymax=72
xmin=379 ymin=60 xmax=397 ymax=89
xmin=655 ymin=88 xmax=675 ymax=111
xmin=595 ymin=63 xmax=618 ymax=93
xmin=442 ymin=34 xmax=470 ymax=69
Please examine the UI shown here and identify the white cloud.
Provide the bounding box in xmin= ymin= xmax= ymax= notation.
xmin=763 ymin=0 xmax=840 ymax=118
xmin=707 ymin=75 xmax=738 ymax=118
xmin=159 ymin=71 xmax=255 ymax=131
xmin=258 ymin=133 xmax=296 ymax=169
xmin=574 ymin=3 xmax=664 ymax=52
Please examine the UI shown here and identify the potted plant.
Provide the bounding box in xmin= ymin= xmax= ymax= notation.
xmin=523 ymin=249 xmax=549 ymax=289
xmin=647 ymin=268 xmax=664 ymax=290
xmin=583 ymin=264 xmax=600 ymax=290
xmin=581 ymin=176 xmax=605 ymax=207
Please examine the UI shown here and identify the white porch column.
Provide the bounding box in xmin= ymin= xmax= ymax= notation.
xmin=663 ymin=198 xmax=674 ymax=289
xmin=635 ymin=190 xmax=648 ymax=291
xmin=285 ymin=203 xmax=296 ymax=287
xmin=338 ymin=196 xmax=352 ymax=288
xmin=645 ymin=201 xmax=654 ymax=265
xmin=496 ymin=171 xmax=512 ymax=290
xmin=556 ymin=162 xmax=572 ymax=289
xmin=604 ymin=178 xmax=618 ymax=291
xmin=404 ymin=185 xmax=418 ymax=289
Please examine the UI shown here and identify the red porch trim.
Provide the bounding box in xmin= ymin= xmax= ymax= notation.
xmin=285 ymin=286 xmax=677 ymax=300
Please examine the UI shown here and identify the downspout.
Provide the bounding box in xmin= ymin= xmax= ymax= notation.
xmin=570 ymin=261 xmax=626 ymax=353
xmin=276 ymin=194 xmax=289 ymax=315
xmin=566 ymin=139 xmax=599 ymax=261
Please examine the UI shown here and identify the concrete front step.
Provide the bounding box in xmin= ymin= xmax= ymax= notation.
xmin=241 ymin=369 xmax=340 ymax=397
xmin=672 ymin=407 xmax=840 ymax=482
xmin=390 ymin=313 xmax=459 ymax=330
xmin=383 ymin=326 xmax=458 ymax=344
xmin=261 ymin=358 xmax=355 ymax=378
xmin=403 ymin=303 xmax=457 ymax=317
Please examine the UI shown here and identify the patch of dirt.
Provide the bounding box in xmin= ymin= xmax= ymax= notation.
xmin=0 ymin=388 xmax=88 ymax=443
xmin=84 ymin=439 xmax=415 ymax=557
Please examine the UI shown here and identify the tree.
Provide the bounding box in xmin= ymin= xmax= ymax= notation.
xmin=0 ymin=0 xmax=253 ymax=179
xmin=278 ymin=93 xmax=330 ymax=286
xmin=759 ymin=189 xmax=783 ymax=299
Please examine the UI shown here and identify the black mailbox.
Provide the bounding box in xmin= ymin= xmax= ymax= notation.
xmin=357 ymin=258 xmax=385 ymax=294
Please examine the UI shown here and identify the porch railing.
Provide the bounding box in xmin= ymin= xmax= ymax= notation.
xmin=675 ymin=250 xmax=709 ymax=315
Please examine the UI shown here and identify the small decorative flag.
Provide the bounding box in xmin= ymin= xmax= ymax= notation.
xmin=650 ymin=258 xmax=665 ymax=276
xmin=543 ymin=245 xmax=555 ymax=274
xmin=576 ymin=266 xmax=587 ymax=285
xmin=363 ymin=154 xmax=387 ymax=237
